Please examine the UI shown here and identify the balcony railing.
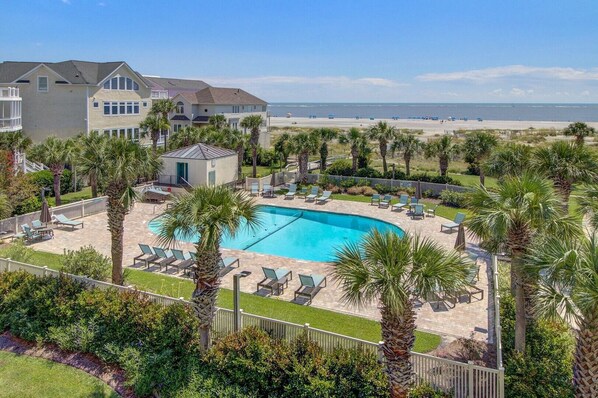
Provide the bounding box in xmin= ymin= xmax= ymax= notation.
xmin=151 ymin=90 xmax=169 ymax=99
xmin=0 ymin=117 xmax=22 ymax=132
xmin=0 ymin=87 xmax=20 ymax=99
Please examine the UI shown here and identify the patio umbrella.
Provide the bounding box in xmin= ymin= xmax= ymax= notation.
xmin=454 ymin=223 xmax=466 ymax=251
xmin=40 ymin=199 xmax=52 ymax=226
xmin=416 ymin=180 xmax=423 ymax=200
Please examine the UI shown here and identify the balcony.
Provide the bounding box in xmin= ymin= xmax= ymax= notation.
xmin=0 ymin=87 xmax=22 ymax=133
xmin=151 ymin=90 xmax=169 ymax=99
xmin=0 ymin=87 xmax=20 ymax=100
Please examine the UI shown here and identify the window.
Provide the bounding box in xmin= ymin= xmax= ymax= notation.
xmin=134 ymin=103 xmax=139 ymax=114
xmin=119 ymin=102 xmax=126 ymax=114
xmin=103 ymin=102 xmax=141 ymax=115
xmin=111 ymin=103 xmax=118 ymax=115
xmin=103 ymin=75 xmax=140 ymax=91
xmin=142 ymin=101 xmax=148 ymax=108
xmin=103 ymin=81 xmax=110 ymax=89
xmin=126 ymin=78 xmax=132 ymax=90
xmin=262 ymin=105 xmax=267 ymax=112
xmin=176 ymin=101 xmax=184 ymax=114
xmin=111 ymin=77 xmax=118 ymax=89
xmin=93 ymin=102 xmax=99 ymax=108
xmin=37 ymin=76 xmax=48 ymax=92
xmin=133 ymin=81 xmax=139 ymax=90
xmin=104 ymin=103 xmax=110 ymax=115
xmin=126 ymin=102 xmax=133 ymax=114
xmin=232 ymin=105 xmax=239 ymax=113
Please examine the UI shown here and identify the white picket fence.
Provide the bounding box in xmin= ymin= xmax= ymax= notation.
xmin=0 ymin=258 xmax=504 ymax=398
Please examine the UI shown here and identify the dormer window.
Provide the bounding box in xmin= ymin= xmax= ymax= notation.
xmin=176 ymin=101 xmax=184 ymax=114
xmin=37 ymin=76 xmax=48 ymax=92
xmin=103 ymin=75 xmax=140 ymax=91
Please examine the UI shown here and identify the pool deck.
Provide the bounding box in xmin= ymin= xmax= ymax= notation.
xmin=33 ymin=196 xmax=492 ymax=343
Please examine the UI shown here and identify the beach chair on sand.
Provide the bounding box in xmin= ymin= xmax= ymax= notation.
xmin=411 ymin=204 xmax=425 ymax=220
xmin=379 ymin=195 xmax=392 ymax=208
xmin=257 ymin=267 xmax=292 ymax=295
xmin=316 ymin=190 xmax=332 ymax=204
xmin=148 ymin=247 xmax=176 ymax=271
xmin=53 ymin=214 xmax=84 ymax=230
xmin=370 ymin=193 xmax=380 ymax=205
xmin=250 ymin=182 xmax=259 ymax=196
xmin=441 ymin=212 xmax=466 ymax=233
xmin=133 ymin=244 xmax=159 ymax=266
xmin=294 ymin=274 xmax=327 ymax=305
xmin=391 ymin=194 xmax=409 ymax=211
xmin=285 ymin=184 xmax=297 ymax=199
xmin=305 ymin=186 xmax=319 ymax=201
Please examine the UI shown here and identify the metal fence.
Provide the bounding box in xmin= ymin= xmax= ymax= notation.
xmin=0 ymin=258 xmax=503 ymax=398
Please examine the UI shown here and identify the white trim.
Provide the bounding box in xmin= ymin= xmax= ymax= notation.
xmin=102 ymin=101 xmax=140 ymax=116
xmin=96 ymin=63 xmax=150 ymax=89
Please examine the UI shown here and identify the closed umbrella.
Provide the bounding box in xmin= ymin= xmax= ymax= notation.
xmin=40 ymin=199 xmax=52 ymax=226
xmin=416 ymin=180 xmax=423 ymax=200
xmin=454 ymin=223 xmax=466 ymax=251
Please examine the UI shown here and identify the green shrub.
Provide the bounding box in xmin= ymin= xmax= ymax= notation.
xmin=1 ymin=240 xmax=34 ymax=263
xmin=60 ymin=245 xmax=111 ymax=281
xmin=326 ymin=159 xmax=353 ymax=176
xmin=339 ymin=178 xmax=357 ymax=189
xmin=439 ymin=190 xmax=467 ymax=208
xmin=27 ymin=169 xmax=79 ymax=196
xmin=374 ymin=184 xmax=399 ymax=195
xmin=408 ymin=384 xmax=453 ymax=397
xmin=355 ymin=167 xmax=383 ymax=178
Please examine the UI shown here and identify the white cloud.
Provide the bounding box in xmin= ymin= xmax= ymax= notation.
xmin=203 ymin=75 xmax=405 ymax=89
xmin=61 ymin=0 xmax=71 ymax=4
xmin=510 ymin=88 xmax=526 ymax=97
xmin=417 ymin=65 xmax=598 ymax=82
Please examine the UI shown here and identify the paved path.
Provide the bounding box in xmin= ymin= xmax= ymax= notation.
xmin=34 ymin=196 xmax=492 ymax=342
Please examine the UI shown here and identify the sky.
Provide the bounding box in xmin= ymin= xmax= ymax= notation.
xmin=2 ymin=0 xmax=598 ymax=103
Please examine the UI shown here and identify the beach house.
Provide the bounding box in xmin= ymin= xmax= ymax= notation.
xmin=0 ymin=87 xmax=22 ymax=133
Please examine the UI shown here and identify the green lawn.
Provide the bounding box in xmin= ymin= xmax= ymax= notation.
xmin=448 ymin=173 xmax=499 ymax=189
xmin=0 ymin=351 xmax=118 ymax=398
xmin=242 ymin=165 xmax=282 ymax=178
xmin=47 ymin=187 xmax=93 ymax=206
xmin=3 ymin=250 xmax=441 ymax=353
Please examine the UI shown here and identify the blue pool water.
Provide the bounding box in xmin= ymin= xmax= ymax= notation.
xmin=148 ymin=205 xmax=404 ymax=262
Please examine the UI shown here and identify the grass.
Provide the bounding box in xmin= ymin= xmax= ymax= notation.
xmin=448 ymin=173 xmax=499 ymax=189
xmin=3 ymin=249 xmax=441 ymax=353
xmin=47 ymin=187 xmax=93 ymax=206
xmin=242 ymin=165 xmax=282 ymax=178
xmin=0 ymin=351 xmax=118 ymax=398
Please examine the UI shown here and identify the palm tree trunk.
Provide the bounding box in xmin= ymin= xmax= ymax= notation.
xmin=576 ymin=135 xmax=585 ymax=146
xmin=404 ymin=154 xmax=411 ymax=176
xmin=380 ymin=143 xmax=388 ymax=174
xmin=53 ymin=170 xmax=62 ymax=206
xmin=152 ymin=132 xmax=158 ymax=153
xmin=351 ymin=147 xmax=358 ymax=173
xmin=558 ymin=180 xmax=572 ymax=213
xmin=191 ymin=246 xmax=221 ymax=352
xmin=574 ymin=318 xmax=598 ymax=398
xmin=479 ymin=165 xmax=486 ymax=186
xmin=511 ymin=252 xmax=527 ymax=353
xmin=106 ymin=186 xmax=126 ymax=285
xmin=320 ymin=143 xmax=328 ymax=172
xmin=439 ymin=157 xmax=448 ymax=177
xmin=90 ymin=172 xmax=98 ymax=198
xmin=236 ymin=146 xmax=243 ymax=182
xmin=381 ymin=301 xmax=415 ymax=398
xmin=252 ymin=146 xmax=257 ymax=178
xmin=299 ymin=153 xmax=308 ymax=183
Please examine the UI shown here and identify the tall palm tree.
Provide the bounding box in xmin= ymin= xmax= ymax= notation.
xmin=150 ymin=99 xmax=176 ymax=149
xmin=289 ymin=131 xmax=319 ymax=183
xmin=577 ymin=184 xmax=598 ymax=231
xmin=563 ymin=122 xmax=596 ymax=145
xmin=424 ymin=135 xmax=459 ymax=177
xmin=104 ymin=138 xmax=161 ymax=285
xmin=273 ymin=132 xmax=292 ymax=169
xmin=211 ymin=127 xmax=247 ymax=181
xmin=483 ymin=143 xmax=532 ymax=180
xmin=391 ymin=133 xmax=423 ymax=177
xmin=315 ymin=128 xmax=338 ymax=172
xmin=339 ymin=127 xmax=364 ymax=173
xmin=168 ymin=126 xmax=203 ymax=150
xmin=467 ymin=173 xmax=581 ymax=353
xmin=158 ymin=186 xmax=259 ymax=351
xmin=240 ymin=114 xmax=264 ymax=178
xmin=77 ymin=132 xmax=108 ymax=198
xmin=463 ymin=131 xmax=498 ymax=186
xmin=525 ymin=234 xmax=598 ymax=398
xmin=140 ymin=113 xmax=170 ymax=153
xmin=532 ymin=141 xmax=598 ymax=212
xmin=208 ymin=114 xmax=227 ymax=130
xmin=28 ymin=136 xmax=75 ymax=206
xmin=368 ymin=121 xmax=396 ymax=174
xmin=333 ymin=230 xmax=471 ymax=398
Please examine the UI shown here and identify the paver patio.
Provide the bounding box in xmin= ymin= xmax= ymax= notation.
xmin=33 ymin=195 xmax=492 ymax=342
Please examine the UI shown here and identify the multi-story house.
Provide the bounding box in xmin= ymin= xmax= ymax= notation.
xmin=145 ymin=76 xmax=270 ymax=148
xmin=0 ymin=87 xmax=22 ymax=133
xmin=0 ymin=60 xmax=152 ymax=142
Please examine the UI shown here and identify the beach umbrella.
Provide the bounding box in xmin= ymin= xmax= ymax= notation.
xmin=416 ymin=180 xmax=423 ymax=200
xmin=454 ymin=223 xmax=466 ymax=251
xmin=40 ymin=199 xmax=52 ymax=226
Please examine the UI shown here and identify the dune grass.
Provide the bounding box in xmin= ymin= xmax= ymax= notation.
xmin=0 ymin=351 xmax=118 ymax=398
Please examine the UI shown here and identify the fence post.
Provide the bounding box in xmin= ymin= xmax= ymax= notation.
xmin=81 ymin=199 xmax=85 ymax=218
xmin=377 ymin=341 xmax=385 ymax=363
xmin=498 ymin=367 xmax=505 ymax=398
xmin=303 ymin=323 xmax=310 ymax=338
xmin=14 ymin=215 xmax=18 ymax=235
xmin=43 ymin=266 xmax=49 ymax=277
xmin=239 ymin=309 xmax=244 ymax=331
xmin=468 ymin=360 xmax=474 ymax=398
xmin=6 ymin=258 xmax=11 ymax=272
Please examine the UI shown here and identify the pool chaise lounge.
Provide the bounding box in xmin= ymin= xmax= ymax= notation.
xmin=262 ymin=184 xmax=274 ymax=198
xmin=391 ymin=194 xmax=409 ymax=211
xmin=305 ymin=186 xmax=319 ymax=201
xmin=370 ymin=193 xmax=380 ymax=205
xmin=53 ymin=214 xmax=84 ymax=230
xmin=144 ymin=186 xmax=171 ymax=203
xmin=411 ymin=204 xmax=425 ymax=220
xmin=285 ymin=184 xmax=297 ymax=199
xmin=315 ymin=190 xmax=332 ymax=204
xmin=441 ymin=212 xmax=466 ymax=232
xmin=149 ymin=247 xmax=176 ymax=270
xmin=134 ymin=244 xmax=159 ymax=266
xmin=250 ymin=182 xmax=259 ymax=196
xmin=379 ymin=194 xmax=392 ymax=208
xmin=294 ymin=274 xmax=327 ymax=305
xmin=258 ymin=267 xmax=292 ymax=295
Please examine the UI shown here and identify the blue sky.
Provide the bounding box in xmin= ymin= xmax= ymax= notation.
xmin=2 ymin=0 xmax=598 ymax=102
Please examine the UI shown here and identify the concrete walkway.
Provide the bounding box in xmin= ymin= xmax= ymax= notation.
xmin=33 ymin=196 xmax=492 ymax=342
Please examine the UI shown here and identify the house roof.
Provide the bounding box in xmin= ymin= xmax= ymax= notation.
xmin=143 ymin=76 xmax=211 ymax=95
xmin=0 ymin=60 xmax=151 ymax=87
xmin=161 ymin=143 xmax=236 ymax=160
xmin=170 ymin=115 xmax=190 ymax=121
xmin=195 ymin=87 xmax=267 ymax=105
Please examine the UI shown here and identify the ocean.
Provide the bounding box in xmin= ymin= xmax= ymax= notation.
xmin=268 ymin=103 xmax=598 ymax=122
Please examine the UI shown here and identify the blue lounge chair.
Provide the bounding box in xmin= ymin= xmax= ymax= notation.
xmin=220 ymin=257 xmax=240 ymax=269
xmin=391 ymin=194 xmax=409 ymax=211
xmin=149 ymin=247 xmax=176 ymax=270
xmin=133 ymin=244 xmax=158 ymax=266
xmin=53 ymin=214 xmax=84 ymax=230
xmin=21 ymin=224 xmax=43 ymax=244
xmin=170 ymin=248 xmax=195 ymax=272
xmin=316 ymin=190 xmax=332 ymax=204
xmin=294 ymin=274 xmax=327 ymax=305
xmin=31 ymin=220 xmax=44 ymax=230
xmin=285 ymin=184 xmax=297 ymax=199
xmin=411 ymin=204 xmax=425 ymax=219
xmin=305 ymin=186 xmax=319 ymax=201
xmin=298 ymin=186 xmax=307 ymax=198
xmin=370 ymin=193 xmax=380 ymax=205
xmin=426 ymin=204 xmax=439 ymax=217
xmin=379 ymin=195 xmax=392 ymax=208
xmin=262 ymin=184 xmax=274 ymax=197
xmin=257 ymin=267 xmax=292 ymax=295
xmin=441 ymin=212 xmax=466 ymax=232
xmin=250 ymin=182 xmax=259 ymax=196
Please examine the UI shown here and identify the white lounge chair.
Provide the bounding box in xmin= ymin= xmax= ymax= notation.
xmin=305 ymin=186 xmax=319 ymax=201
xmin=315 ymin=190 xmax=332 ymax=204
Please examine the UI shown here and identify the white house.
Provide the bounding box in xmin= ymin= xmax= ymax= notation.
xmin=159 ymin=143 xmax=238 ymax=187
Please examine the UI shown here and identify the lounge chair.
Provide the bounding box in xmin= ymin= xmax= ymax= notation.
xmin=426 ymin=204 xmax=439 ymax=217
xmin=441 ymin=212 xmax=466 ymax=233
xmin=459 ymin=265 xmax=484 ymax=303
xmin=170 ymin=249 xmax=195 ymax=272
xmin=220 ymin=256 xmax=240 ymax=269
xmin=411 ymin=204 xmax=425 ymax=219
xmin=21 ymin=224 xmax=43 ymax=244
xmin=250 ymin=182 xmax=259 ymax=196
xmin=305 ymin=186 xmax=319 ymax=201
xmin=315 ymin=190 xmax=332 ymax=204
xmin=370 ymin=193 xmax=380 ymax=205
xmin=144 ymin=186 xmax=171 ymax=203
xmin=53 ymin=214 xmax=84 ymax=230
xmin=294 ymin=274 xmax=327 ymax=305
xmin=379 ymin=194 xmax=392 ymax=208
xmin=133 ymin=244 xmax=159 ymax=266
xmin=285 ymin=184 xmax=297 ymax=199
xmin=391 ymin=194 xmax=409 ymax=211
xmin=31 ymin=220 xmax=44 ymax=230
xmin=262 ymin=184 xmax=274 ymax=198
xmin=297 ymin=187 xmax=307 ymax=198
xmin=148 ymin=247 xmax=176 ymax=271
xmin=257 ymin=267 xmax=292 ymax=295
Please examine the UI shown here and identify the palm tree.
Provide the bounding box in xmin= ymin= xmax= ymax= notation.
xmin=150 ymin=99 xmax=176 ymax=149
xmin=104 ymin=138 xmax=161 ymax=285
xmin=368 ymin=121 xmax=396 ymax=174
xmin=525 ymin=234 xmax=598 ymax=398
xmin=240 ymin=114 xmax=264 ymax=178
xmin=140 ymin=113 xmax=170 ymax=153
xmin=577 ymin=184 xmax=598 ymax=231
xmin=463 ymin=131 xmax=498 ymax=186
xmin=391 ymin=133 xmax=423 ymax=177
xmin=289 ymin=131 xmax=319 ymax=183
xmin=532 ymin=141 xmax=598 ymax=212
xmin=483 ymin=143 xmax=532 ymax=180
xmin=28 ymin=136 xmax=75 ymax=206
xmin=0 ymin=130 xmax=32 ymax=161
xmin=208 ymin=114 xmax=227 ymax=130
xmin=0 ymin=193 xmax=12 ymax=218
xmin=333 ymin=230 xmax=471 ymax=398
xmin=168 ymin=126 xmax=203 ymax=150
xmin=563 ymin=122 xmax=596 ymax=145
xmin=158 ymin=186 xmax=259 ymax=351
xmin=339 ymin=127 xmax=364 ymax=173
xmin=315 ymin=128 xmax=338 ymax=172
xmin=467 ymin=173 xmax=581 ymax=353
xmin=273 ymin=132 xmax=292 ymax=169
xmin=211 ymin=127 xmax=247 ymax=181
xmin=77 ymin=132 xmax=108 ymax=198
xmin=424 ymin=135 xmax=459 ymax=177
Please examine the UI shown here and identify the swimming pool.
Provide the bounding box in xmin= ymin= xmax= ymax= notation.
xmin=148 ymin=205 xmax=404 ymax=262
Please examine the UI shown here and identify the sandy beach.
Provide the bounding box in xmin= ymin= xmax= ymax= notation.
xmin=270 ymin=116 xmax=598 ymax=138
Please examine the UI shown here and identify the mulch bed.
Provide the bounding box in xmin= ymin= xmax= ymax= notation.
xmin=0 ymin=331 xmax=136 ymax=398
